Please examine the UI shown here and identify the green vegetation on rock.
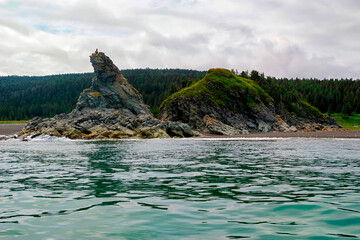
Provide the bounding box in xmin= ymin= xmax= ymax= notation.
xmin=161 ymin=68 xmax=272 ymax=109
xmin=298 ymin=100 xmax=323 ymax=118
xmin=246 ymin=70 xmax=326 ymax=120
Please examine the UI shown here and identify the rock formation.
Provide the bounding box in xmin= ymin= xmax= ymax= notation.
xmin=18 ymin=51 xmax=198 ymax=139
xmin=159 ymin=68 xmax=339 ymax=135
xmin=73 ymin=52 xmax=150 ymax=117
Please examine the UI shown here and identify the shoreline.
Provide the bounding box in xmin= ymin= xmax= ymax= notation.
xmin=199 ymin=130 xmax=360 ymax=139
xmin=0 ymin=123 xmax=27 ymax=136
xmin=1 ymin=123 xmax=359 ymax=139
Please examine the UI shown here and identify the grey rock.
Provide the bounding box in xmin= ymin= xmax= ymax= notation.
xmin=257 ymin=120 xmax=271 ymax=133
xmin=202 ymin=115 xmax=243 ymax=136
xmin=155 ymin=121 xmax=200 ymax=137
xmin=0 ymin=135 xmax=9 ymax=141
xmin=285 ymin=126 xmax=298 ymax=132
xmin=73 ymin=51 xmax=150 ymax=117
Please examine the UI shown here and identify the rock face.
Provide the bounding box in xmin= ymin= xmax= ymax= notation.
xmin=73 ymin=52 xmax=150 ymax=117
xmin=159 ymin=68 xmax=339 ymax=135
xmin=18 ymin=51 xmax=198 ymax=139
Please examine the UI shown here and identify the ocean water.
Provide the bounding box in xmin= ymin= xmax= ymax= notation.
xmin=0 ymin=137 xmax=360 ymax=239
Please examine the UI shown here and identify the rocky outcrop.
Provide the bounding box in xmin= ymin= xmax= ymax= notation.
xmin=202 ymin=115 xmax=248 ymax=135
xmin=18 ymin=51 xmax=198 ymax=139
xmin=160 ymin=68 xmax=339 ymax=135
xmin=73 ymin=51 xmax=150 ymax=117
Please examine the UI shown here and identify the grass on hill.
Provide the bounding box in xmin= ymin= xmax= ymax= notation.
xmin=331 ymin=113 xmax=360 ymax=130
xmin=0 ymin=120 xmax=29 ymax=124
xmin=161 ymin=68 xmax=272 ymax=109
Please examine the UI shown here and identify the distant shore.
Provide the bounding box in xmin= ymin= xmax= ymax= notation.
xmin=1 ymin=123 xmax=359 ymax=139
xmin=199 ymin=130 xmax=360 ymax=139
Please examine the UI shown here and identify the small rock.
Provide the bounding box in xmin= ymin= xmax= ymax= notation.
xmin=0 ymin=135 xmax=9 ymax=141
xmin=203 ymin=115 xmax=242 ymax=136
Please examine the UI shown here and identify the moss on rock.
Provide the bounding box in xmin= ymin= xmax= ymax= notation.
xmin=161 ymin=68 xmax=272 ymax=109
xmin=89 ymin=92 xmax=101 ymax=98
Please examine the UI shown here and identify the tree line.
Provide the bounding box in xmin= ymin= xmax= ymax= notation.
xmin=237 ymin=70 xmax=359 ymax=116
xmin=0 ymin=68 xmax=358 ymax=120
xmin=0 ymin=69 xmax=205 ymax=120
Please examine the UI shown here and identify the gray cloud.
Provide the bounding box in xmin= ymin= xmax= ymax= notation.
xmin=0 ymin=16 xmax=32 ymax=36
xmin=0 ymin=0 xmax=359 ymax=78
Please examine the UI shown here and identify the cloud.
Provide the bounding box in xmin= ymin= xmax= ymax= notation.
xmin=0 ymin=0 xmax=359 ymax=78
xmin=0 ymin=16 xmax=32 ymax=35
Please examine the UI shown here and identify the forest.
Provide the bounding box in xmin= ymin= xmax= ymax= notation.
xmin=0 ymin=69 xmax=205 ymax=120
xmin=240 ymin=70 xmax=360 ymax=116
xmin=0 ymin=69 xmax=359 ymax=120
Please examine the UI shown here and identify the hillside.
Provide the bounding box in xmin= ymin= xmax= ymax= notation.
xmin=160 ymin=69 xmax=338 ymax=135
xmin=275 ymin=78 xmax=360 ymax=114
xmin=0 ymin=68 xmax=358 ymax=122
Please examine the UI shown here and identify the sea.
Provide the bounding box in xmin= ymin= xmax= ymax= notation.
xmin=0 ymin=137 xmax=360 ymax=239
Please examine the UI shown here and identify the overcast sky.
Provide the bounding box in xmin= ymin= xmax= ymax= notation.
xmin=0 ymin=0 xmax=359 ymax=78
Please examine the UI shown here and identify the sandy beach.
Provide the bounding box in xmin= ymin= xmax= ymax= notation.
xmin=0 ymin=123 xmax=26 ymax=136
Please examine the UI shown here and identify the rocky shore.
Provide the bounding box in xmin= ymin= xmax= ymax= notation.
xmin=1 ymin=123 xmax=358 ymax=140
xmin=17 ymin=51 xmax=198 ymax=140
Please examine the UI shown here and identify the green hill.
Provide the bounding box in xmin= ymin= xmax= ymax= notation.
xmin=160 ymin=69 xmax=337 ymax=134
xmin=161 ymin=68 xmax=272 ymax=109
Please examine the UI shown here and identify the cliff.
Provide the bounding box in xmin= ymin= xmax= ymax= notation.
xmin=18 ymin=51 xmax=198 ymax=139
xmin=159 ymin=68 xmax=339 ymax=135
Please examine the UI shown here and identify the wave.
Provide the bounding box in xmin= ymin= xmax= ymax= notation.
xmin=24 ymin=134 xmax=73 ymax=142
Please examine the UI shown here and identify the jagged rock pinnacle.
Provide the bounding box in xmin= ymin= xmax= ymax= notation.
xmin=73 ymin=51 xmax=151 ymax=117
xmin=90 ymin=51 xmax=120 ymax=83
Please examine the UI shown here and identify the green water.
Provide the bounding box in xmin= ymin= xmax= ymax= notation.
xmin=0 ymin=138 xmax=360 ymax=239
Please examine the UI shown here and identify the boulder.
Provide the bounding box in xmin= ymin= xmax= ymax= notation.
xmin=202 ymin=115 xmax=246 ymax=135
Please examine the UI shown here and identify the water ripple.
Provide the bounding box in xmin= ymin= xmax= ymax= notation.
xmin=0 ymin=138 xmax=360 ymax=239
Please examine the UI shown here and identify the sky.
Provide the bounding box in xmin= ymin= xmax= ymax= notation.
xmin=0 ymin=0 xmax=359 ymax=78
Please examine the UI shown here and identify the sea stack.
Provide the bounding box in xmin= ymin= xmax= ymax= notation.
xmin=18 ymin=51 xmax=198 ymax=139
xmin=73 ymin=51 xmax=150 ymax=117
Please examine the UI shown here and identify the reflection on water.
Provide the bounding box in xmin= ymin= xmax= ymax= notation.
xmin=0 ymin=138 xmax=360 ymax=239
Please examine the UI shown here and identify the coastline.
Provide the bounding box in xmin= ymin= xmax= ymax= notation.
xmin=199 ymin=130 xmax=360 ymax=139
xmin=1 ymin=123 xmax=359 ymax=139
